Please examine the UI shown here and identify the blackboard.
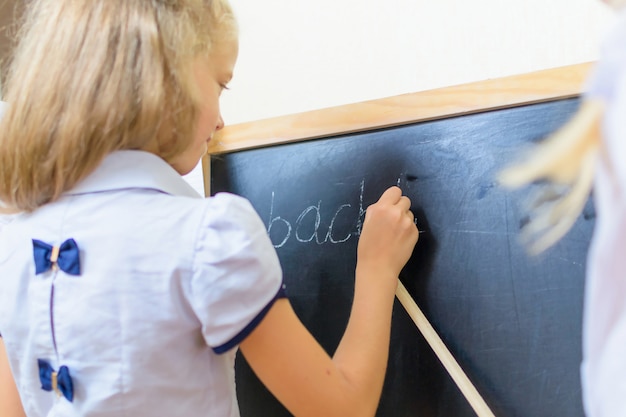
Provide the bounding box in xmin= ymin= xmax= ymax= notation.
xmin=206 ymin=64 xmax=594 ymax=417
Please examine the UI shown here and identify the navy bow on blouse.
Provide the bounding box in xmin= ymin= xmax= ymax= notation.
xmin=38 ymin=359 xmax=74 ymax=402
xmin=32 ymin=238 xmax=81 ymax=275
xmin=32 ymin=238 xmax=80 ymax=401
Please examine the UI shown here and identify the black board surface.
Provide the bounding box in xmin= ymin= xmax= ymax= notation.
xmin=210 ymin=98 xmax=594 ymax=417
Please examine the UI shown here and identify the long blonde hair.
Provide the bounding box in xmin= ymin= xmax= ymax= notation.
xmin=0 ymin=0 xmax=237 ymax=212
xmin=499 ymin=99 xmax=603 ymax=253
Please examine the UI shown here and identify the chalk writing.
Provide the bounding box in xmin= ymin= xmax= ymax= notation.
xmin=266 ymin=180 xmax=369 ymax=249
xmin=266 ymin=176 xmax=422 ymax=248
xmin=266 ymin=191 xmax=292 ymax=248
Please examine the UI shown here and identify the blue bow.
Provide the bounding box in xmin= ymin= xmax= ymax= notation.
xmin=32 ymin=239 xmax=81 ymax=276
xmin=38 ymin=359 xmax=74 ymax=402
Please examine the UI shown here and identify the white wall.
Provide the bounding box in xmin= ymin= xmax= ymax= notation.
xmin=185 ymin=0 xmax=616 ymax=193
xmin=222 ymin=0 xmax=614 ymax=122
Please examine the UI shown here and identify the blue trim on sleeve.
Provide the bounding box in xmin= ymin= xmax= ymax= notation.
xmin=213 ymin=283 xmax=287 ymax=354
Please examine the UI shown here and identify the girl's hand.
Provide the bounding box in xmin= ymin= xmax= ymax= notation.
xmin=357 ymin=186 xmax=419 ymax=281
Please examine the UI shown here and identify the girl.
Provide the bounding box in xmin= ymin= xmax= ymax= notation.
xmin=0 ymin=1 xmax=419 ymax=417
xmin=500 ymin=1 xmax=626 ymax=415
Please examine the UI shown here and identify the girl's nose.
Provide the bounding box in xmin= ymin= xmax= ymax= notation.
xmin=216 ymin=114 xmax=225 ymax=131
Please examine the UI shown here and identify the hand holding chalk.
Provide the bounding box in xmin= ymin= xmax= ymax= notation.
xmin=357 ymin=186 xmax=419 ymax=290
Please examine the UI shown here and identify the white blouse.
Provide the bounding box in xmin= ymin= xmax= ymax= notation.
xmin=582 ymin=9 xmax=626 ymax=417
xmin=0 ymin=150 xmax=284 ymax=417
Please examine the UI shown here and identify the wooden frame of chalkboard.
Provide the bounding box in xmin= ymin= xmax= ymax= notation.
xmin=204 ymin=63 xmax=594 ymax=417
xmin=203 ymin=62 xmax=591 ymax=190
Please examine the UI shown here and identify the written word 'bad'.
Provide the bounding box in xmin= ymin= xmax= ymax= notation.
xmin=265 ymin=180 xmax=372 ymax=249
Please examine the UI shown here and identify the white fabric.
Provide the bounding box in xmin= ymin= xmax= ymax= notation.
xmin=0 ymin=150 xmax=283 ymax=417
xmin=581 ymin=9 xmax=626 ymax=417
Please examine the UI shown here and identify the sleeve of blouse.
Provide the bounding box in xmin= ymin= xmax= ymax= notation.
xmin=190 ymin=193 xmax=286 ymax=354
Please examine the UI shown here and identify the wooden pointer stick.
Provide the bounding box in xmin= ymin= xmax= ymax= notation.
xmin=395 ymin=280 xmax=496 ymax=417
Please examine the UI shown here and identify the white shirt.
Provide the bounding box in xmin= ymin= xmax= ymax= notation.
xmin=0 ymin=150 xmax=284 ymax=417
xmin=581 ymin=9 xmax=626 ymax=416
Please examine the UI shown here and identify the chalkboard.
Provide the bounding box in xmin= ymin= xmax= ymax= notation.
xmin=206 ymin=64 xmax=594 ymax=417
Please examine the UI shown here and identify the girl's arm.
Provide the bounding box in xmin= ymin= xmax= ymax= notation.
xmin=0 ymin=339 xmax=26 ymax=417
xmin=240 ymin=186 xmax=418 ymax=417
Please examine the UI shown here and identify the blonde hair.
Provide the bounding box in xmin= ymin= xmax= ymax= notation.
xmin=499 ymin=99 xmax=603 ymax=253
xmin=0 ymin=0 xmax=237 ymax=212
